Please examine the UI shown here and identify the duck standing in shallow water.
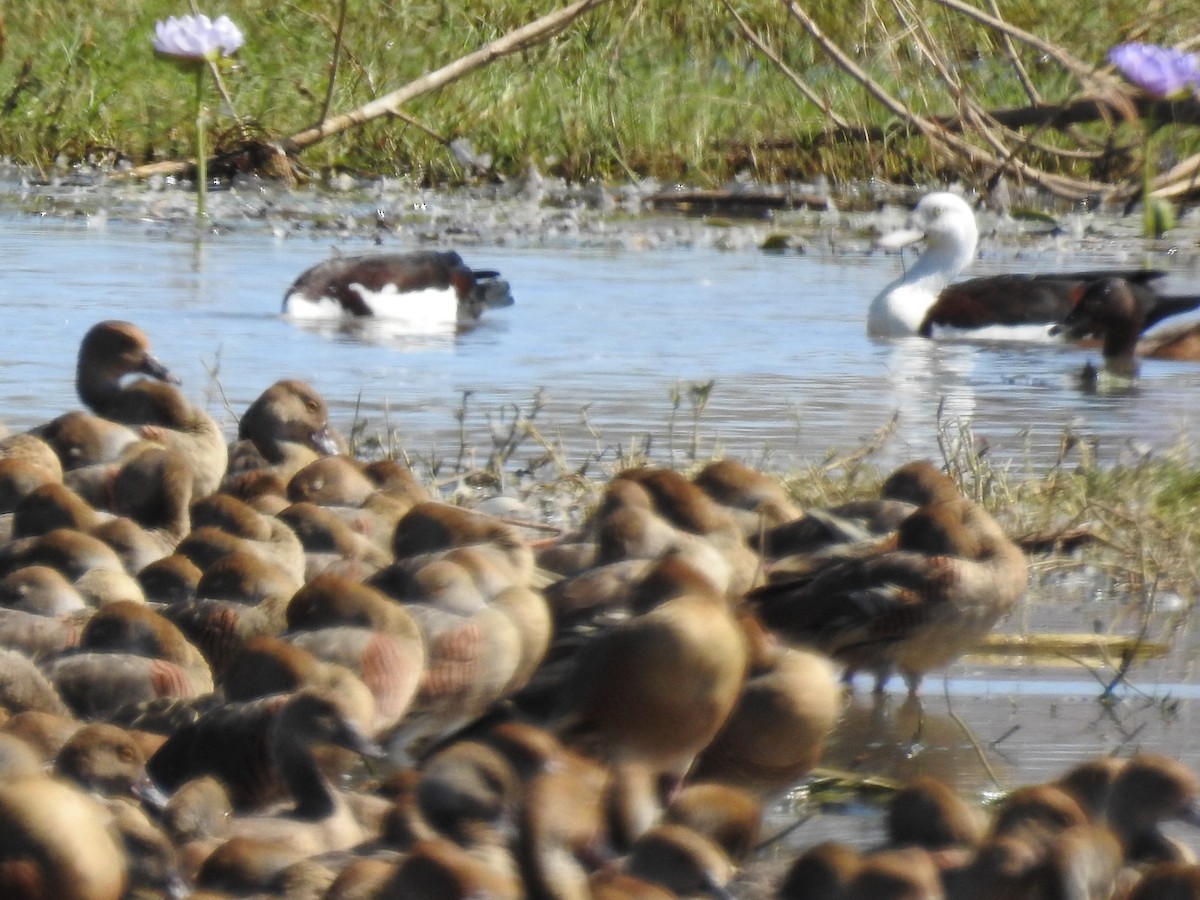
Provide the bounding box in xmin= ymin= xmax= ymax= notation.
xmin=748 ymin=469 xmax=1027 ymax=695
xmin=281 ymin=250 xmax=514 ymax=327
xmin=868 ymin=191 xmax=1200 ymax=339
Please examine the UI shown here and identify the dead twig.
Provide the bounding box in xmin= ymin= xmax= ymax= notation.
xmin=777 ymin=0 xmax=1121 ymax=199
xmin=724 ymin=0 xmax=853 ymax=131
xmin=123 ymin=0 xmax=611 ymax=181
xmin=928 ymin=0 xmax=1132 ymax=112
xmin=286 ymin=0 xmax=611 ymax=153
xmin=317 ymin=0 xmax=349 ymax=126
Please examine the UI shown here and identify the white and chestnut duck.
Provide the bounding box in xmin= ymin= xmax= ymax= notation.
xmin=869 ymin=192 xmax=1200 ymax=339
xmin=281 ymin=250 xmax=514 ymax=326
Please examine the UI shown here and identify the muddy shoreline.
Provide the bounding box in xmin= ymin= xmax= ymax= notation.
xmin=7 ymin=162 xmax=1200 ymax=266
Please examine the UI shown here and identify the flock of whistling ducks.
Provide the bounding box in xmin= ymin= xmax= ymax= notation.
xmin=0 ymin=318 xmax=1195 ymax=900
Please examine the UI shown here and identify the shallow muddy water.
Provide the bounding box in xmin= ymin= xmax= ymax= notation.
xmin=6 ymin=176 xmax=1200 ymax=874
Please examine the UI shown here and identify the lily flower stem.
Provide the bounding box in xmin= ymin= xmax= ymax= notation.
xmin=195 ymin=64 xmax=207 ymax=222
xmin=1142 ymin=118 xmax=1153 ymax=239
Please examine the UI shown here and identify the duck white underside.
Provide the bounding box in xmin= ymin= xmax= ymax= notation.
xmin=929 ymin=322 xmax=1060 ymax=342
xmin=870 ymin=284 xmax=1060 ymax=342
xmin=283 ymin=283 xmax=461 ymax=333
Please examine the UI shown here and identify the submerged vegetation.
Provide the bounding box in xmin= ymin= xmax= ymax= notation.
xmin=1 ymin=1 xmax=1198 ymax=191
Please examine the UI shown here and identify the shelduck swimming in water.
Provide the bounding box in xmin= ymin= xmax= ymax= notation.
xmin=869 ymin=192 xmax=1200 ymax=339
xmin=281 ymin=250 xmax=514 ymax=328
xmin=1053 ymin=276 xmax=1200 ymax=382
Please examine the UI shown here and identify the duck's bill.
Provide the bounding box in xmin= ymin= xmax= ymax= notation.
xmin=336 ymin=721 xmax=388 ymax=760
xmin=140 ymin=353 xmax=181 ymax=385
xmin=133 ymin=775 xmax=172 ymax=811
xmin=1179 ymin=802 xmax=1200 ymax=829
xmin=876 ymin=228 xmax=926 ymax=250
xmin=311 ymin=425 xmax=342 ymax=456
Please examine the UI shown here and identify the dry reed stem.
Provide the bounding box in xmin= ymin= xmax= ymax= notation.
xmin=778 ymin=0 xmax=1116 ymax=199
xmin=928 ymin=0 xmax=1130 ymax=106
xmin=285 ymin=0 xmax=612 ymax=152
xmin=723 ymin=0 xmax=853 ymax=131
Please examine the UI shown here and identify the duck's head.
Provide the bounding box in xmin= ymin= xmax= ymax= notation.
xmin=238 ymin=380 xmax=341 ymax=457
xmin=275 ymin=688 xmax=386 ymax=759
xmin=1053 ymin=277 xmax=1143 ymax=340
xmin=1055 ymin=278 xmax=1145 ymax=383
xmin=870 ymin=193 xmax=980 ymax=336
xmin=78 ymin=320 xmax=178 ymax=386
xmin=878 ymin=192 xmax=979 ymax=262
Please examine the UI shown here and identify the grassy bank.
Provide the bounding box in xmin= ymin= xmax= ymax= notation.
xmin=1 ymin=1 xmax=1197 ymax=186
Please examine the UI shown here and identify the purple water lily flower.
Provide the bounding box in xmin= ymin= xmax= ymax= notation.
xmin=1109 ymin=42 xmax=1200 ymax=99
xmin=153 ymin=14 xmax=244 ymax=62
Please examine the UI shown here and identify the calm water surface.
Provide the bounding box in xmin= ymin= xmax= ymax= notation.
xmin=6 ymin=198 xmax=1200 ymax=864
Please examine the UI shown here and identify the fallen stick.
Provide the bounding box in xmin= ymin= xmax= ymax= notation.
xmin=122 ymin=0 xmax=611 ymax=180
xmin=746 ymin=95 xmax=1200 ymax=148
xmin=972 ymin=632 xmax=1168 ymax=664
xmin=286 ymin=0 xmax=611 ymax=152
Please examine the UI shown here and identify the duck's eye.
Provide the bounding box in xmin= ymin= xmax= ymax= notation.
xmin=118 ymin=745 xmax=136 ymax=763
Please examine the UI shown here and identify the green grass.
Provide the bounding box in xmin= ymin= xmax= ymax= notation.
xmin=1 ymin=1 xmax=1198 ymax=184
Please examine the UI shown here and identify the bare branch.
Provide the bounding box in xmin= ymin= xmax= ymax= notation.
xmin=317 ymin=0 xmax=350 ymax=126
xmin=987 ymin=0 xmax=1038 ymax=104
xmin=122 ymin=0 xmax=610 ymax=181
xmin=928 ymin=0 xmax=1132 ymax=111
xmin=286 ymin=0 xmax=612 ymax=152
xmin=723 ymin=0 xmax=853 ymax=131
xmin=777 ymin=0 xmax=1114 ymax=199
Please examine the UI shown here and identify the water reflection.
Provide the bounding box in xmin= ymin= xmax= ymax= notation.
xmin=823 ymin=692 xmax=1010 ymax=792
xmin=287 ymin=315 xmax=467 ymax=352
xmin=883 ymin=338 xmax=979 ymax=453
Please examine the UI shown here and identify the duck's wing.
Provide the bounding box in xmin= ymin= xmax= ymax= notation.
xmin=920 ymin=270 xmax=1167 ymax=337
xmin=146 ymin=695 xmax=281 ymax=805
xmin=749 ymin=551 xmax=950 ymax=655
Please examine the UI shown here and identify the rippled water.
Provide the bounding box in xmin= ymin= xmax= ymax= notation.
xmin=7 ymin=185 xmax=1200 ymax=866
xmin=6 ymin=201 xmax=1200 ymax=481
